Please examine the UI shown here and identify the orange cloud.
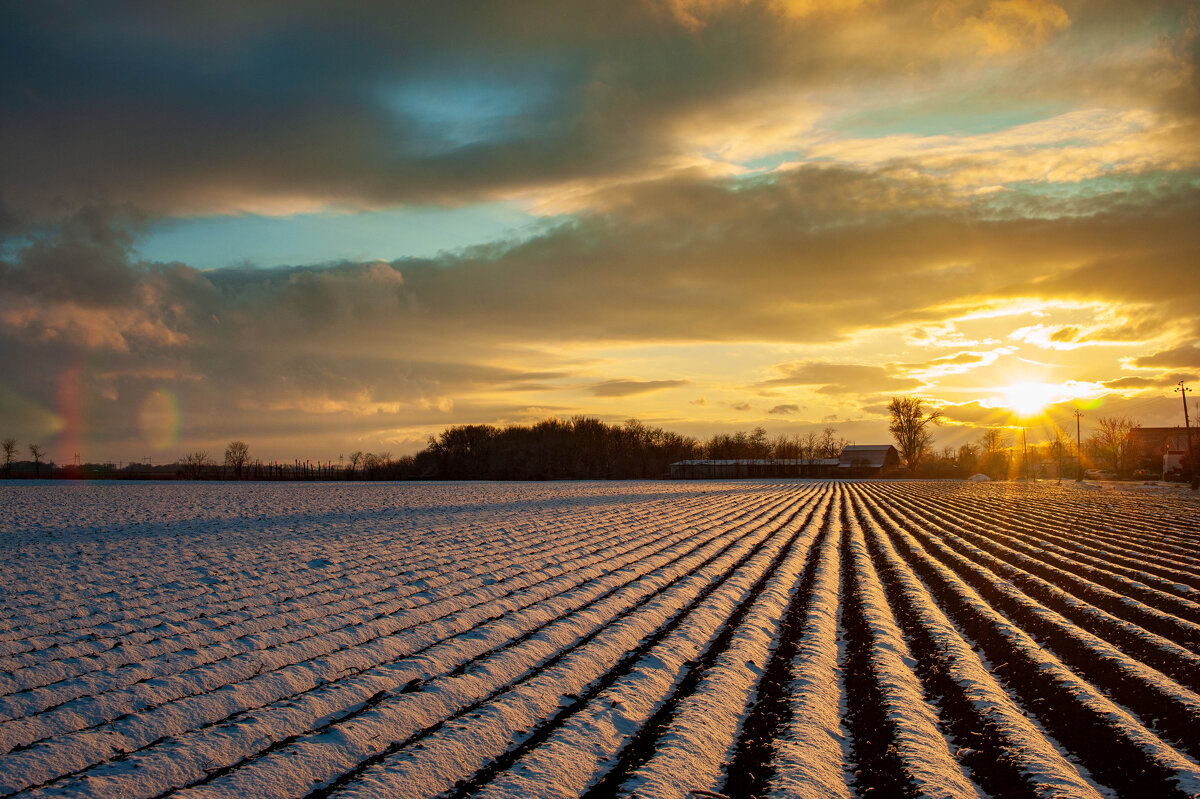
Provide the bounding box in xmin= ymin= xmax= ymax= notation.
xmin=937 ymin=0 xmax=1069 ymax=55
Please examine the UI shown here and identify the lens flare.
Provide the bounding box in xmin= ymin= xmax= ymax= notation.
xmin=139 ymin=389 xmax=181 ymax=450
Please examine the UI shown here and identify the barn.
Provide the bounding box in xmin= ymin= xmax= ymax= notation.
xmin=837 ymin=444 xmax=901 ymax=476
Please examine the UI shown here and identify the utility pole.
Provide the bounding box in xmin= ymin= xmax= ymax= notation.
xmin=1021 ymin=426 xmax=1029 ymax=480
xmin=1177 ymin=381 xmax=1197 ymax=491
xmin=1073 ymin=409 xmax=1084 ymax=482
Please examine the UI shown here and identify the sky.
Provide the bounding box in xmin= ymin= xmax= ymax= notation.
xmin=2 ymin=0 xmax=1199 ymax=465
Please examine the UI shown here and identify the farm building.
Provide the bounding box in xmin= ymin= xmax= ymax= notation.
xmin=669 ymin=445 xmax=902 ymax=479
xmin=668 ymin=458 xmax=839 ymax=479
xmin=1128 ymin=426 xmax=1197 ymax=478
xmin=837 ymin=444 xmax=901 ymax=476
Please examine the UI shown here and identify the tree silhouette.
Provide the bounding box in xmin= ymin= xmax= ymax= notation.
xmin=1046 ymin=428 xmax=1072 ymax=481
xmin=28 ymin=444 xmax=45 ymax=478
xmin=818 ymin=426 xmax=851 ymax=458
xmin=420 ymin=417 xmax=700 ymax=480
xmin=2 ymin=438 xmax=16 ymax=477
xmin=1090 ymin=416 xmax=1138 ymax=475
xmin=224 ymin=440 xmax=250 ymax=479
xmin=888 ymin=396 xmax=942 ymax=471
xmin=180 ymin=451 xmax=213 ymax=480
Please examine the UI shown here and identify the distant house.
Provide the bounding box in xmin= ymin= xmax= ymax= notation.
xmin=837 ymin=444 xmax=900 ymax=476
xmin=1128 ymin=427 xmax=1197 ymax=478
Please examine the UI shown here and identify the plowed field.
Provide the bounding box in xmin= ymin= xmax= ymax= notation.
xmin=1 ymin=480 xmax=1198 ymax=798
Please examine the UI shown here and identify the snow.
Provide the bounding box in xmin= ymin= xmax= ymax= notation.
xmin=2 ymin=479 xmax=1199 ymax=798
xmin=770 ymin=490 xmax=850 ymax=799
xmin=842 ymin=507 xmax=984 ymax=799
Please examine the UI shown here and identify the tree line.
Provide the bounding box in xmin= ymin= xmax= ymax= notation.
xmin=0 ymin=400 xmax=1178 ymax=481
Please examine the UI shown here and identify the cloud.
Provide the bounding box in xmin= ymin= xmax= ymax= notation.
xmin=588 ymin=378 xmax=690 ymax=397
xmin=763 ymin=360 xmax=925 ymax=396
xmin=801 ymin=108 xmax=1197 ymax=197
xmin=1009 ymin=312 xmax=1171 ymax=349
xmin=2 ymin=114 xmax=1199 ymax=460
xmin=768 ymin=403 xmax=800 ymax=414
xmin=0 ymin=0 xmax=1196 ymax=469
xmin=1103 ymin=372 xmax=1199 ymax=390
xmin=945 ymin=0 xmax=1070 ymax=55
xmin=2 ymin=2 xmax=1191 ymax=223
xmin=1134 ymin=344 xmax=1200 ymax=369
xmin=901 ymin=350 xmax=1002 ymax=377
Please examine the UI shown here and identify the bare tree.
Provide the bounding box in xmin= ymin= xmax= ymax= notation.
xmin=887 ymin=396 xmax=942 ymax=471
xmin=773 ymin=434 xmax=801 ymax=460
xmin=348 ymin=450 xmax=365 ymax=477
xmin=1090 ymin=416 xmax=1139 ymax=475
xmin=748 ymin=427 xmax=770 ymax=459
xmin=1046 ymin=428 xmax=1072 ymax=481
xmin=800 ymin=431 xmax=820 ymax=464
xmin=28 ymin=444 xmax=45 ymax=478
xmin=978 ymin=427 xmax=1012 ymax=479
xmin=957 ymin=443 xmax=978 ymax=473
xmin=180 ymin=451 xmax=214 ymax=480
xmin=818 ymin=426 xmax=850 ymax=458
xmin=2 ymin=438 xmax=16 ymax=477
xmin=979 ymin=427 xmax=1011 ymax=456
xmin=224 ymin=440 xmax=250 ymax=479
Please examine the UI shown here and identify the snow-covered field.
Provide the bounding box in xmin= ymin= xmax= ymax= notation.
xmin=1 ymin=479 xmax=1198 ymax=799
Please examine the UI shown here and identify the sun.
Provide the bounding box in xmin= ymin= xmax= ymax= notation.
xmin=1002 ymin=381 xmax=1057 ymax=417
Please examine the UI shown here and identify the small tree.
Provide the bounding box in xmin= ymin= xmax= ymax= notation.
xmin=2 ymin=438 xmax=16 ymax=477
xmin=887 ymin=396 xmax=942 ymax=471
xmin=180 ymin=451 xmax=214 ymax=480
xmin=28 ymin=444 xmax=45 ymax=478
xmin=224 ymin=440 xmax=250 ymax=479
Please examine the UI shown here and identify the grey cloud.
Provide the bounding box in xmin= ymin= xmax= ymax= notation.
xmin=768 ymin=404 xmax=800 ymax=415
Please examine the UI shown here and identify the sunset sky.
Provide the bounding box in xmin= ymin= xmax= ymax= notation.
xmin=2 ymin=1 xmax=1198 ymax=464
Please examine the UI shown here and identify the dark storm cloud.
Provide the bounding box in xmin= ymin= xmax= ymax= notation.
xmin=0 ymin=1 xmax=764 ymax=217
xmin=6 ymin=1 xmax=1194 ymax=221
